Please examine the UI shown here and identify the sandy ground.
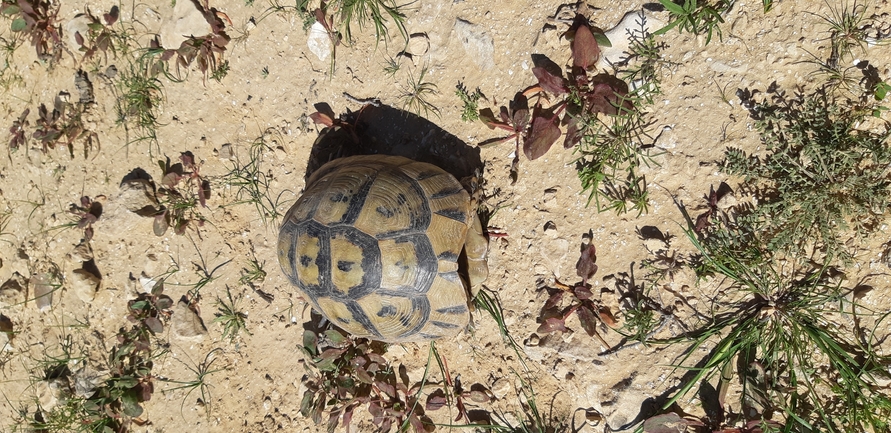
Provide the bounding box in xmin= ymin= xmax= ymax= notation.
xmin=1 ymin=0 xmax=891 ymax=432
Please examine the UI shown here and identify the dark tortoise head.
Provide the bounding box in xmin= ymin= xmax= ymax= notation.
xmin=278 ymin=155 xmax=475 ymax=342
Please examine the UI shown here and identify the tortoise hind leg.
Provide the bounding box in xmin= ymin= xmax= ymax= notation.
xmin=464 ymin=211 xmax=489 ymax=296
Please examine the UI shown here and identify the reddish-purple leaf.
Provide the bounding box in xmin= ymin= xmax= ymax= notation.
xmin=309 ymin=111 xmax=334 ymax=127
xmin=180 ymin=151 xmax=195 ymax=169
xmin=425 ymin=389 xmax=448 ymax=411
xmin=576 ymin=243 xmax=598 ymax=282
xmin=409 ymin=414 xmax=425 ymax=432
xmin=585 ymin=74 xmax=632 ymax=116
xmin=199 ymin=180 xmax=211 ymax=207
xmin=367 ymin=353 xmax=387 ymax=364
xmin=563 ymin=116 xmax=584 ymax=149
xmin=570 ymin=16 xmax=600 ymax=69
xmin=161 ymin=172 xmax=179 ymax=188
xmin=75 ymin=31 xmax=84 ymax=47
xmin=598 ymin=306 xmax=617 ymax=326
xmin=377 ymin=381 xmax=396 ymax=398
xmin=543 ymin=291 xmax=565 ymax=310
xmin=510 ymin=93 xmax=530 ymax=130
xmin=104 ymin=6 xmax=119 ymax=25
xmin=479 ymin=134 xmax=518 ymax=148
xmin=524 ymin=111 xmax=561 ymax=160
xmin=577 ymin=305 xmax=599 ymax=337
xmin=574 ymin=285 xmax=594 ymax=300
xmin=84 ymin=226 xmax=94 ymax=242
xmin=536 ymin=317 xmax=567 ymax=334
xmin=144 ymin=316 xmax=163 ymax=334
xmin=532 ymin=67 xmax=567 ymax=94
xmin=342 ymin=405 xmax=356 ymax=433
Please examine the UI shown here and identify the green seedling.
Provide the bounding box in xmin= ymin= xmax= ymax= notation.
xmin=728 ymin=85 xmax=891 ymax=263
xmin=162 ymin=348 xmax=225 ymax=415
xmin=455 ymin=82 xmax=484 ymax=122
xmin=398 ymin=66 xmax=439 ymax=118
xmin=213 ymin=285 xmax=249 ymax=342
xmin=472 ymin=287 xmax=527 ymax=370
xmin=184 ymin=237 xmax=231 ymax=301
xmin=654 ymin=0 xmax=734 ymax=44
xmin=222 ymin=138 xmax=286 ymax=227
xmin=153 ymin=152 xmax=212 ymax=236
xmin=239 ymin=256 xmax=267 ymax=288
xmin=115 ymin=52 xmax=165 ymax=155
xmin=812 ymin=1 xmax=871 ymax=64
xmin=536 ymin=243 xmax=617 ymax=350
xmin=490 ymin=372 xmax=570 ymax=433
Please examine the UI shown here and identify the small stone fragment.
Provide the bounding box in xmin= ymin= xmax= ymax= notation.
xmin=65 ymin=14 xmax=91 ymax=52
xmin=117 ymin=179 xmax=158 ymax=214
xmin=160 ymin=0 xmax=211 ymax=49
xmin=0 ymin=272 xmax=27 ymax=306
xmin=307 ymin=21 xmax=331 ymax=62
xmin=405 ymin=33 xmax=430 ymax=57
xmin=454 ymin=19 xmax=494 ymax=70
xmin=490 ymin=378 xmax=511 ymax=400
xmin=68 ymin=241 xmax=94 ymax=263
xmin=69 ymin=269 xmax=101 ymax=302
xmin=31 ymin=273 xmax=54 ymax=311
xmin=0 ymin=314 xmax=12 ymax=352
xmin=171 ymin=300 xmax=207 ymax=339
xmin=219 ymin=143 xmax=234 ymax=160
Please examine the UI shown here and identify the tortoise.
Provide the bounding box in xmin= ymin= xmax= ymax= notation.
xmin=277 ymin=154 xmax=488 ymax=343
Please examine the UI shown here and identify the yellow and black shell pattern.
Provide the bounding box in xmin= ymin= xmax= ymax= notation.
xmin=278 ymin=155 xmax=474 ymax=343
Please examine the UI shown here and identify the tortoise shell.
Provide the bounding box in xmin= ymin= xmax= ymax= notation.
xmin=278 ymin=155 xmax=476 ymax=342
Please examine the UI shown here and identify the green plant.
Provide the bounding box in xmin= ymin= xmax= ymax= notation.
xmin=326 ymin=0 xmax=407 ymax=46
xmin=239 ymin=256 xmax=267 ymax=288
xmin=183 ymin=238 xmax=231 ymax=301
xmin=161 ymin=348 xmax=225 ymax=414
xmin=213 ymin=286 xmax=249 ymax=342
xmin=423 ymin=341 xmax=493 ymax=424
xmin=222 ymin=138 xmax=286 ymax=227
xmin=535 ymin=244 xmax=617 ymax=349
xmin=153 ymin=152 xmax=212 ymax=236
xmin=73 ymin=6 xmax=119 ymax=63
xmin=455 ymin=82 xmax=484 ymax=122
xmin=30 ymin=96 xmax=100 ymax=158
xmin=489 ymin=372 xmax=569 ymax=433
xmin=479 ymin=14 xmax=657 ymax=215
xmin=299 ymin=327 xmax=433 ymax=432
xmin=114 ymin=52 xmax=165 ymax=155
xmin=1 ymin=0 xmax=62 ymax=62
xmin=813 ymin=1 xmax=871 ymax=64
xmin=398 ymin=66 xmax=439 ymax=118
xmin=0 ymin=35 xmax=22 ymax=89
xmin=654 ymin=214 xmax=891 ymax=432
xmin=727 ymin=85 xmax=891 ymax=263
xmin=654 ymin=0 xmax=734 ymax=44
xmin=472 ymin=287 xmax=527 ymax=369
